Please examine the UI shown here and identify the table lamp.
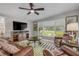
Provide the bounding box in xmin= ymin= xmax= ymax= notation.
xmin=67 ymin=22 xmax=79 ymax=43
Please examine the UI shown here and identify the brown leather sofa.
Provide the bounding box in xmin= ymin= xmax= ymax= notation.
xmin=0 ymin=39 xmax=34 ymax=56
xmin=14 ymin=46 xmax=34 ymax=56
xmin=0 ymin=45 xmax=34 ymax=56
xmin=43 ymin=45 xmax=79 ymax=56
xmin=9 ymin=42 xmax=34 ymax=56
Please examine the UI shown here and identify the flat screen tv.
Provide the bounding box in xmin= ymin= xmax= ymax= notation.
xmin=13 ymin=21 xmax=27 ymax=30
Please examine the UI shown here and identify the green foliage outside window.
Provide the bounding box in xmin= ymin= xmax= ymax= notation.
xmin=39 ymin=26 xmax=65 ymax=37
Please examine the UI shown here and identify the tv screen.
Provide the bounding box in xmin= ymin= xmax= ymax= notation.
xmin=13 ymin=21 xmax=27 ymax=30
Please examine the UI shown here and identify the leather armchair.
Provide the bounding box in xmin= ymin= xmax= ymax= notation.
xmin=43 ymin=45 xmax=79 ymax=56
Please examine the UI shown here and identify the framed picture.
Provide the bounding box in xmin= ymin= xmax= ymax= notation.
xmin=65 ymin=15 xmax=78 ymax=31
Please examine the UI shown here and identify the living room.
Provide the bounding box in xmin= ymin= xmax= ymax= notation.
xmin=0 ymin=3 xmax=79 ymax=56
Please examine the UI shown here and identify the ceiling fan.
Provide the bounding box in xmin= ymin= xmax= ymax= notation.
xmin=19 ymin=3 xmax=44 ymax=15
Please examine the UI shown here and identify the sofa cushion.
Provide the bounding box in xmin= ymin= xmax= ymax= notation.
xmin=0 ymin=45 xmax=1 ymax=48
xmin=14 ymin=46 xmax=34 ymax=56
xmin=0 ymin=38 xmax=8 ymax=43
xmin=0 ymin=51 xmax=7 ymax=56
xmin=43 ymin=49 xmax=54 ymax=56
xmin=0 ymin=49 xmax=8 ymax=56
xmin=61 ymin=45 xmax=79 ymax=56
xmin=51 ymin=48 xmax=64 ymax=56
xmin=0 ymin=41 xmax=20 ymax=54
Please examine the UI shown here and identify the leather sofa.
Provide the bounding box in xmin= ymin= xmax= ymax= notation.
xmin=0 ymin=45 xmax=34 ymax=56
xmin=0 ymin=38 xmax=34 ymax=56
xmin=14 ymin=46 xmax=34 ymax=56
xmin=43 ymin=45 xmax=79 ymax=56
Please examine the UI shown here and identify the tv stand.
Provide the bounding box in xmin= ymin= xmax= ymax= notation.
xmin=11 ymin=30 xmax=29 ymax=42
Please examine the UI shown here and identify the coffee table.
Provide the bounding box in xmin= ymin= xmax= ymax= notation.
xmin=29 ymin=39 xmax=41 ymax=47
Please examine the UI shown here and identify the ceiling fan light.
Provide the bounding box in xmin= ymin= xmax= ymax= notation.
xmin=30 ymin=10 xmax=34 ymax=13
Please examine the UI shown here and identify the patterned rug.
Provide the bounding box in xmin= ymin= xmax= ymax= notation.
xmin=33 ymin=45 xmax=43 ymax=56
xmin=16 ymin=39 xmax=56 ymax=56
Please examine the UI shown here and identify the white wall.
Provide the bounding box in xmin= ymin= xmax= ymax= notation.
xmin=0 ymin=16 xmax=33 ymax=38
xmin=0 ymin=16 xmax=5 ymax=37
xmin=4 ymin=16 xmax=13 ymax=37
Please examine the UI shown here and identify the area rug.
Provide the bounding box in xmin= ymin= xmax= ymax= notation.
xmin=16 ymin=40 xmax=56 ymax=56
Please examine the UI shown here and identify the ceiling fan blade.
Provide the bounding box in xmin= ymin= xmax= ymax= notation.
xmin=29 ymin=3 xmax=34 ymax=9
xmin=34 ymin=12 xmax=39 ymax=15
xmin=34 ymin=8 xmax=44 ymax=11
xmin=19 ymin=7 xmax=30 ymax=10
xmin=27 ymin=12 xmax=31 ymax=15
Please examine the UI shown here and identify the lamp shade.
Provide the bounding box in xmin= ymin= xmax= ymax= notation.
xmin=67 ymin=23 xmax=79 ymax=31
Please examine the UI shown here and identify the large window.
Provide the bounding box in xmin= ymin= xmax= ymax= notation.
xmin=38 ymin=19 xmax=65 ymax=37
xmin=0 ymin=16 xmax=5 ymax=37
xmin=39 ymin=26 xmax=55 ymax=36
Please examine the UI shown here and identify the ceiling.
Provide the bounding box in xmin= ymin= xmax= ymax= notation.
xmin=0 ymin=3 xmax=79 ymax=21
